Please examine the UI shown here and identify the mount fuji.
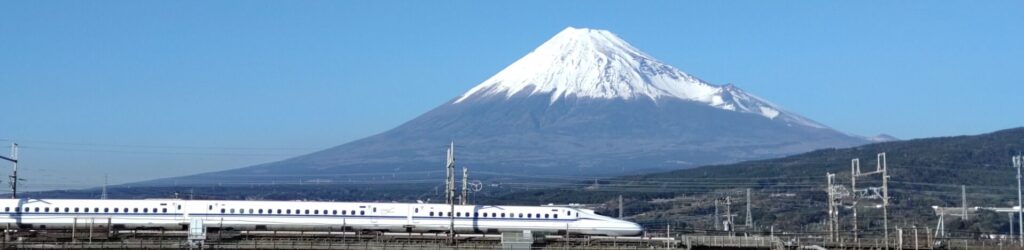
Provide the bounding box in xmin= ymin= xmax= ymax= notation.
xmin=154 ymin=27 xmax=870 ymax=185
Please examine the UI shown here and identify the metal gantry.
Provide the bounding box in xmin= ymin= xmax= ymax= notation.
xmin=850 ymin=153 xmax=889 ymax=248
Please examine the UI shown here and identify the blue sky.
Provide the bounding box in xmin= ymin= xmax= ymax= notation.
xmin=1 ymin=1 xmax=1021 ymax=190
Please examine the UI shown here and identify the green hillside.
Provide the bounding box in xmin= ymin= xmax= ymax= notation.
xmin=495 ymin=127 xmax=1024 ymax=235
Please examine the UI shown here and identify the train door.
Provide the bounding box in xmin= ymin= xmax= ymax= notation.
xmin=173 ymin=201 xmax=185 ymax=221
xmin=406 ymin=205 xmax=413 ymax=226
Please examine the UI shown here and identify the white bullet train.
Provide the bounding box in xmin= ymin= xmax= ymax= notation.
xmin=0 ymin=198 xmax=642 ymax=236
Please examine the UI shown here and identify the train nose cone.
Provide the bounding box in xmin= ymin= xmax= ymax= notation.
xmin=622 ymin=221 xmax=643 ymax=236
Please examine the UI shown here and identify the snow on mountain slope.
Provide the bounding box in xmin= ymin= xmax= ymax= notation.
xmin=455 ymin=27 xmax=823 ymax=128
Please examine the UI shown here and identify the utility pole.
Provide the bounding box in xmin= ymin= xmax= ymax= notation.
xmin=0 ymin=143 xmax=19 ymax=199
xmin=745 ymin=188 xmax=753 ymax=228
xmin=101 ymin=174 xmax=108 ymax=200
xmin=725 ymin=196 xmax=733 ymax=232
xmin=1013 ymin=155 xmax=1023 ymax=247
xmin=614 ymin=195 xmax=622 ymax=219
xmin=897 ymin=227 xmax=903 ymax=249
xmin=446 ymin=142 xmax=456 ymax=245
xmin=851 ymin=158 xmax=859 ymax=243
xmin=914 ymin=226 xmax=919 ymax=250
xmin=827 ymin=172 xmax=836 ymax=242
xmin=881 ymin=153 xmax=889 ymax=250
xmin=714 ymin=199 xmax=721 ymax=231
xmin=445 ymin=146 xmax=452 ymax=204
xmin=461 ymin=168 xmax=468 ymax=205
xmin=961 ymin=185 xmax=967 ymax=220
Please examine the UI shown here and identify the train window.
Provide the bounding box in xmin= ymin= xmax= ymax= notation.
xmin=277 ymin=209 xmax=282 ymax=214
xmin=286 ymin=209 xmax=291 ymax=214
xmin=65 ymin=208 xmax=70 ymax=213
xmin=429 ymin=211 xmax=434 ymax=216
xmin=133 ymin=208 xmax=138 ymax=213
xmin=456 ymin=212 xmax=461 ymax=217
xmin=303 ymin=209 xmax=308 ymax=214
xmin=527 ymin=214 xmax=532 ymax=218
xmin=209 ymin=205 xmax=213 ymax=210
xmin=45 ymin=207 xmax=50 ymax=213
xmin=314 ymin=210 xmax=320 ymax=215
xmin=373 ymin=207 xmax=377 ymax=213
xmin=446 ymin=212 xmax=451 ymax=217
xmin=500 ymin=213 xmax=505 ymax=218
xmin=113 ymin=208 xmax=118 ymax=213
xmin=332 ymin=210 xmax=337 ymax=215
xmin=492 ymin=213 xmax=497 ymax=217
xmin=220 ymin=208 xmax=225 ymax=213
xmin=178 ymin=205 xmax=181 ymax=210
xmin=351 ymin=210 xmax=356 ymax=215
xmin=258 ymin=209 xmax=263 ymax=214
xmin=482 ymin=213 xmax=487 ymax=218
xmin=103 ymin=208 xmax=108 ymax=213
xmin=474 ymin=212 xmax=478 ymax=217
xmin=360 ymin=211 xmax=365 ymax=215
xmin=414 ymin=208 xmax=418 ymax=213
xmin=248 ymin=209 xmax=253 ymax=214
xmin=230 ymin=208 xmax=235 ymax=213
xmin=144 ymin=208 xmax=149 ymax=213
xmin=545 ymin=214 xmax=549 ymax=219
xmin=162 ymin=208 xmax=167 ymax=213
xmin=33 ymin=207 xmax=39 ymax=212
xmin=554 ymin=214 xmax=558 ymax=219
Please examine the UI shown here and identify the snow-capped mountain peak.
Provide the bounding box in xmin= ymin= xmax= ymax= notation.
xmin=455 ymin=27 xmax=825 ymax=128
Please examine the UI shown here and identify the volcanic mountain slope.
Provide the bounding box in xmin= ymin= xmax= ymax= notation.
xmin=152 ymin=27 xmax=869 ymax=186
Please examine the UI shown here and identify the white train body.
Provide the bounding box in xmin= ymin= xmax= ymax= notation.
xmin=0 ymin=198 xmax=642 ymax=236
